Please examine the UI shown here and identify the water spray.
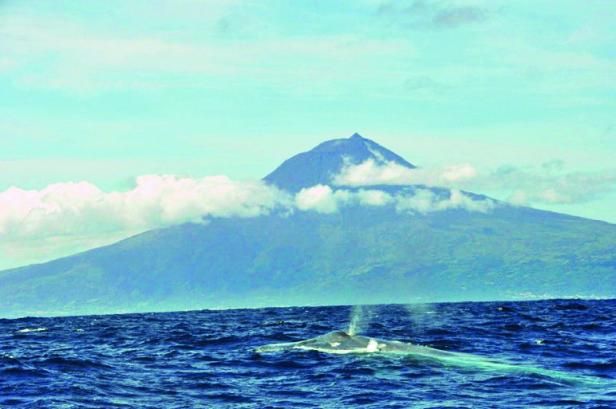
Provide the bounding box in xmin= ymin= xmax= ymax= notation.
xmin=347 ymin=305 xmax=366 ymax=336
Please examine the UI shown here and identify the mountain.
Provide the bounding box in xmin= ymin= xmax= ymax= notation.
xmin=1 ymin=134 xmax=615 ymax=318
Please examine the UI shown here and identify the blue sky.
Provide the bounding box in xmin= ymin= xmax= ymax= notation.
xmin=0 ymin=0 xmax=615 ymax=268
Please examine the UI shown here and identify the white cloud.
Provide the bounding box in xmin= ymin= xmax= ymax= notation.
xmin=0 ymin=173 xmax=497 ymax=239
xmin=0 ymin=13 xmax=414 ymax=94
xmin=0 ymin=175 xmax=291 ymax=241
xmin=459 ymin=164 xmax=616 ymax=206
xmin=333 ymin=158 xmax=414 ymax=185
xmin=394 ymin=189 xmax=436 ymax=213
xmin=356 ymin=189 xmax=394 ymax=206
xmin=5 ymin=159 xmax=591 ymax=248
xmin=1 ymin=176 xmax=498 ymax=247
xmin=395 ymin=188 xmax=495 ymax=214
xmin=0 ymin=175 xmax=499 ymax=270
xmin=333 ymin=158 xmax=616 ymax=206
xmin=294 ymin=184 xmax=494 ymax=214
xmin=295 ymin=185 xmax=351 ymax=214
xmin=333 ymin=158 xmax=477 ymax=187
xmin=497 ymin=168 xmax=616 ymax=206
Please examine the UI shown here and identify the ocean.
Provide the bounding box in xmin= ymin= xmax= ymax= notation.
xmin=1 ymin=299 xmax=615 ymax=408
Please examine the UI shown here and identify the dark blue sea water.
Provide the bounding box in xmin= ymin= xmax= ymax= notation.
xmin=1 ymin=299 xmax=615 ymax=408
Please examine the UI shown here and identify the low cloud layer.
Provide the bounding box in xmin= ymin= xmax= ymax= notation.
xmin=485 ymin=165 xmax=616 ymax=206
xmin=333 ymin=158 xmax=477 ymax=186
xmin=1 ymin=174 xmax=496 ymax=243
xmin=0 ymin=175 xmax=291 ymax=241
xmin=295 ymin=184 xmax=495 ymax=215
xmin=294 ymin=185 xmax=399 ymax=214
xmin=333 ymin=159 xmax=616 ymax=206
xmin=0 ymin=173 xmax=499 ymax=270
xmin=3 ymin=159 xmax=611 ymax=259
xmin=395 ymin=188 xmax=495 ymax=213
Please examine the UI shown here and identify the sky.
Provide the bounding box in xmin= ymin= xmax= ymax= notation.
xmin=0 ymin=0 xmax=615 ymax=269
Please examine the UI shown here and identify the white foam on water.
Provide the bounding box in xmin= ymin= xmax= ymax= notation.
xmin=366 ymin=339 xmax=378 ymax=352
xmin=16 ymin=327 xmax=47 ymax=333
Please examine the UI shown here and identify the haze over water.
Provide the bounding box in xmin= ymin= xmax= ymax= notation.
xmin=2 ymin=299 xmax=615 ymax=408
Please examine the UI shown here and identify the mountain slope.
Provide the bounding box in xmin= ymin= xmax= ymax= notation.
xmin=1 ymin=134 xmax=615 ymax=318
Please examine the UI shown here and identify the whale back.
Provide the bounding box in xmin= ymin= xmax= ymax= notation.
xmin=296 ymin=330 xmax=374 ymax=352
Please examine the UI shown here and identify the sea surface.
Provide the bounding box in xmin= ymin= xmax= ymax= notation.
xmin=1 ymin=299 xmax=615 ymax=408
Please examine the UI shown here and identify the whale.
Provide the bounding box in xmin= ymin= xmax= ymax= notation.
xmin=257 ymin=330 xmax=494 ymax=361
xmin=257 ymin=330 xmax=426 ymax=355
xmin=256 ymin=330 xmax=603 ymax=385
xmin=257 ymin=330 xmax=385 ymax=354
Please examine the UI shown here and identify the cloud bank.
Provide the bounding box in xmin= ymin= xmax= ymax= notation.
xmin=295 ymin=185 xmax=351 ymax=214
xmin=333 ymin=159 xmax=616 ymax=206
xmin=0 ymin=175 xmax=291 ymax=241
xmin=3 ymin=158 xmax=611 ymax=255
xmin=295 ymin=184 xmax=494 ymax=215
xmin=0 ymin=172 xmax=497 ymax=270
xmin=1 ymin=174 xmax=497 ymax=244
xmin=294 ymin=185 xmax=396 ymax=214
xmin=333 ymin=158 xmax=477 ymax=186
xmin=395 ymin=188 xmax=495 ymax=213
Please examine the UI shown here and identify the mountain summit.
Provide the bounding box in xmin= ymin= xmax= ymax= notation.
xmin=264 ymin=133 xmax=415 ymax=191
